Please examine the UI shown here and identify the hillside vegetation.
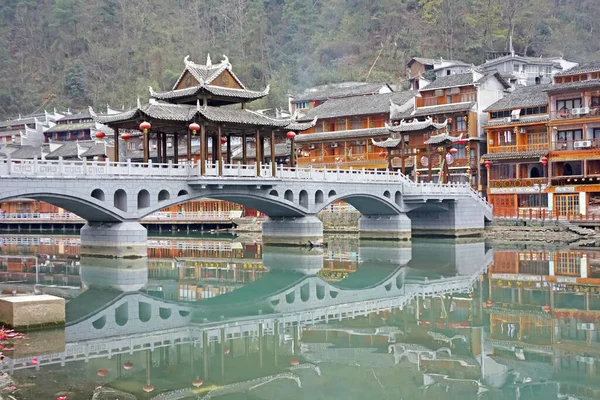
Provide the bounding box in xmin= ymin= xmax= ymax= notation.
xmin=0 ymin=0 xmax=598 ymax=118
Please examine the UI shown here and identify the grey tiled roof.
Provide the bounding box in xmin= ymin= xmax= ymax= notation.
xmin=371 ymin=137 xmax=401 ymax=148
xmin=545 ymin=79 xmax=600 ymax=93
xmin=7 ymin=145 xmax=42 ymax=159
xmin=421 ymin=71 xmax=510 ymax=92
xmin=295 ymin=127 xmax=390 ymax=143
xmin=45 ymin=142 xmax=83 ymax=159
xmin=554 ymin=61 xmax=600 ymax=76
xmin=293 ymin=82 xmax=391 ymax=102
xmin=150 ymin=84 xmax=269 ymax=101
xmin=388 ymin=118 xmax=447 ymax=132
xmin=232 ymin=142 xmax=290 ymax=160
xmin=0 ymin=114 xmax=45 ymax=129
xmin=45 ymin=121 xmax=95 ymax=133
xmin=58 ymin=113 xmax=92 ymax=122
xmin=424 ymin=132 xmax=463 ymax=145
xmin=485 ymin=84 xmax=550 ymax=112
xmin=298 ymin=91 xmax=415 ymax=121
xmin=485 ymin=115 xmax=549 ymax=127
xmin=80 ymin=142 xmax=107 ymax=158
xmin=412 ymin=102 xmax=475 ymax=117
xmin=92 ymin=103 xmax=316 ymax=130
xmin=482 ymin=150 xmax=548 ymax=160
xmin=482 ymin=55 xmax=560 ymax=68
xmin=173 ymin=56 xmax=247 ymax=90
xmin=419 ymin=72 xmax=476 ymax=91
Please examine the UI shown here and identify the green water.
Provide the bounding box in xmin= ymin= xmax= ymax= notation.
xmin=0 ymin=235 xmax=597 ymax=399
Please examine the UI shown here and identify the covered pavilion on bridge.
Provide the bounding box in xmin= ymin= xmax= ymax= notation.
xmin=90 ymin=54 xmax=316 ymax=176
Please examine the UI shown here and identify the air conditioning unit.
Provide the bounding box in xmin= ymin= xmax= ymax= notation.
xmin=308 ymin=144 xmax=316 ymax=150
xmin=580 ymin=106 xmax=590 ymax=115
xmin=519 ymin=128 xmax=526 ymax=134
xmin=571 ymin=107 xmax=583 ymax=116
xmin=434 ymin=89 xmax=444 ymax=96
xmin=577 ymin=322 xmax=595 ymax=330
xmin=574 ymin=140 xmax=592 ymax=149
xmin=449 ymin=87 xmax=460 ymax=95
xmin=167 ymin=142 xmax=172 ymax=148
xmin=577 ymin=355 xmax=595 ymax=364
xmin=151 ymin=144 xmax=157 ymax=149
xmin=503 ymin=117 xmax=512 ymax=123
xmin=330 ymin=143 xmax=338 ymax=148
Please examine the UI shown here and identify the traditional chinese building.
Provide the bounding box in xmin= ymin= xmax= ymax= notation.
xmin=92 ymin=54 xmax=315 ymax=175
xmin=294 ymin=90 xmax=415 ymax=169
xmin=482 ymin=84 xmax=550 ymax=216
xmin=407 ymin=57 xmax=471 ymax=90
xmin=545 ymin=62 xmax=600 ymax=217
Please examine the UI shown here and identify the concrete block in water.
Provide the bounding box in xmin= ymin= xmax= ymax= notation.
xmin=0 ymin=295 xmax=65 ymax=328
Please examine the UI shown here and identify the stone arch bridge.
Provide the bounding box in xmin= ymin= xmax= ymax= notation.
xmin=0 ymin=158 xmax=492 ymax=250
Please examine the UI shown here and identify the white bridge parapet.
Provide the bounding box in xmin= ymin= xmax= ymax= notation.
xmin=0 ymin=157 xmax=413 ymax=184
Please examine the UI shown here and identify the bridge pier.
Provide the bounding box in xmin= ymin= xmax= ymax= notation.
xmin=358 ymin=214 xmax=411 ymax=240
xmin=409 ymin=199 xmax=485 ymax=237
xmin=261 ymin=216 xmax=323 ymax=246
xmin=80 ymin=221 xmax=147 ymax=259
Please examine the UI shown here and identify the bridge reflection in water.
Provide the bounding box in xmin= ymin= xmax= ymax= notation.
xmin=0 ymin=237 xmax=597 ymax=399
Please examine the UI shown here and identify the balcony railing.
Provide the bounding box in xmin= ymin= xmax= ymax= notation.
xmin=297 ymin=152 xmax=386 ymax=166
xmin=551 ymin=107 xmax=600 ymax=121
xmin=552 ymin=139 xmax=600 ymax=151
xmin=489 ymin=178 xmax=546 ymax=189
xmin=488 ymin=143 xmax=549 ymax=153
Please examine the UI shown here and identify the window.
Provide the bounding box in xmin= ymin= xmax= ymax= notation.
xmin=591 ymin=96 xmax=600 ymax=108
xmin=514 ymin=64 xmax=520 ymax=72
xmin=446 ymin=70 xmax=451 ymax=76
xmin=591 ymin=128 xmax=600 ymax=140
xmin=497 ymin=130 xmax=516 ymax=146
xmin=521 ymin=106 xmax=548 ymax=116
xmin=490 ymin=164 xmax=517 ymax=180
xmin=556 ymin=98 xmax=582 ymax=110
xmin=296 ymin=101 xmax=309 ymax=109
xmin=351 ymin=118 xmax=362 ymax=129
xmin=455 ymin=116 xmax=467 ymax=131
xmin=447 ymin=95 xmax=452 ymax=104
xmin=545 ymin=66 xmax=552 ymax=74
xmin=490 ymin=110 xmax=510 ymax=119
xmin=456 ymin=144 xmax=466 ymax=158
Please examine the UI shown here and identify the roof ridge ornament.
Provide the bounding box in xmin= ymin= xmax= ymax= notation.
xmin=206 ymin=53 xmax=212 ymax=67
xmin=88 ymin=106 xmax=97 ymax=118
xmin=184 ymin=55 xmax=191 ymax=66
xmin=137 ymin=97 xmax=142 ymax=109
xmin=148 ymin=86 xmax=156 ymax=96
xmin=221 ymin=54 xmax=230 ymax=66
xmin=196 ymin=99 xmax=201 ymax=111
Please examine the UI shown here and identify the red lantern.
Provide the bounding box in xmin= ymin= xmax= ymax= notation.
xmin=139 ymin=121 xmax=151 ymax=133
xmin=466 ymin=168 xmax=471 ymax=175
xmin=486 ymin=299 xmax=493 ymax=307
xmin=97 ymin=369 xmax=108 ymax=377
xmin=393 ymin=121 xmax=399 ymax=126
xmin=541 ymin=156 xmax=548 ymax=166
xmin=142 ymin=384 xmax=154 ymax=393
xmin=448 ymin=148 xmax=458 ymax=154
xmin=189 ymin=122 xmax=200 ymax=134
xmin=290 ymin=359 xmax=300 ymax=366
xmin=543 ymin=304 xmax=551 ymax=313
xmin=379 ymin=151 xmax=387 ymax=158
xmin=224 ymin=347 xmax=230 ymax=355
xmin=484 ymin=160 xmax=491 ymax=169
xmin=220 ymin=137 xmax=227 ymax=144
xmin=286 ymin=131 xmax=296 ymax=140
xmin=95 ymin=131 xmax=106 ymax=140
xmin=192 ymin=379 xmax=204 ymax=387
xmin=123 ymin=361 xmax=133 ymax=370
xmin=415 ymin=171 xmax=420 ymax=176
xmin=120 ymin=133 xmax=132 ymax=141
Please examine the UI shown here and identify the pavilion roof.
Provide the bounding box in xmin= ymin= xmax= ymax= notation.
xmin=89 ymin=102 xmax=317 ymax=132
xmin=387 ymin=117 xmax=448 ymax=133
xmin=424 ymin=132 xmax=463 ymax=145
xmin=149 ymin=83 xmax=269 ymax=102
xmin=295 ymin=127 xmax=390 ymax=144
xmin=412 ymin=102 xmax=475 ymax=118
xmin=173 ymin=54 xmax=247 ymax=90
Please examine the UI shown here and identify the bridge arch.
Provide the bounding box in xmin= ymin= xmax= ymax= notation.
xmin=316 ymin=193 xmax=402 ymax=216
xmin=114 ymin=189 xmax=127 ymax=212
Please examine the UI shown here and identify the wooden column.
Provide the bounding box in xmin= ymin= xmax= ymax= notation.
xmin=187 ymin=129 xmax=192 ymax=162
xmin=217 ymin=125 xmax=223 ymax=176
xmin=255 ymin=129 xmax=261 ymax=176
xmin=401 ymin=134 xmax=405 ymax=174
xmin=427 ymin=145 xmax=432 ymax=182
xmin=173 ymin=133 xmax=178 ymax=164
xmin=270 ymin=130 xmax=276 ymax=176
xmin=161 ymin=133 xmax=167 ymax=163
xmin=226 ymin=135 xmax=231 ymax=164
xmin=242 ymin=134 xmax=247 ymax=165
xmin=291 ymin=136 xmax=296 ymax=167
xmin=114 ymin=127 xmax=119 ymax=162
xmin=157 ymin=132 xmax=162 ymax=163
xmin=143 ymin=129 xmax=150 ymax=163
xmin=200 ymin=123 xmax=206 ymax=175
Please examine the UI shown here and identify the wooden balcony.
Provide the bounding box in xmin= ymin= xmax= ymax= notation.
xmin=488 ymin=143 xmax=549 ymax=153
xmin=297 ymin=152 xmax=386 ymax=167
xmin=552 ymin=139 xmax=600 ymax=151
xmin=488 ymin=178 xmax=546 ymax=189
xmin=550 ymin=107 xmax=600 ymax=121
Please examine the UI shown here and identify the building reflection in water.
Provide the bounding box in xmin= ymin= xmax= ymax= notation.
xmin=0 ymin=234 xmax=599 ymax=398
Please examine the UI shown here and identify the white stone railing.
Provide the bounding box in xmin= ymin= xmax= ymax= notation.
xmin=0 ymin=157 xmax=413 ymax=184
xmin=404 ymin=181 xmax=493 ymax=214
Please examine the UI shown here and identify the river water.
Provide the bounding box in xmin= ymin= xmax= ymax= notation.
xmin=0 ymin=234 xmax=598 ymax=399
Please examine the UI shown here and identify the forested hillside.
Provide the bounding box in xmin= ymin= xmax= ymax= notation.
xmin=0 ymin=0 xmax=598 ymax=119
